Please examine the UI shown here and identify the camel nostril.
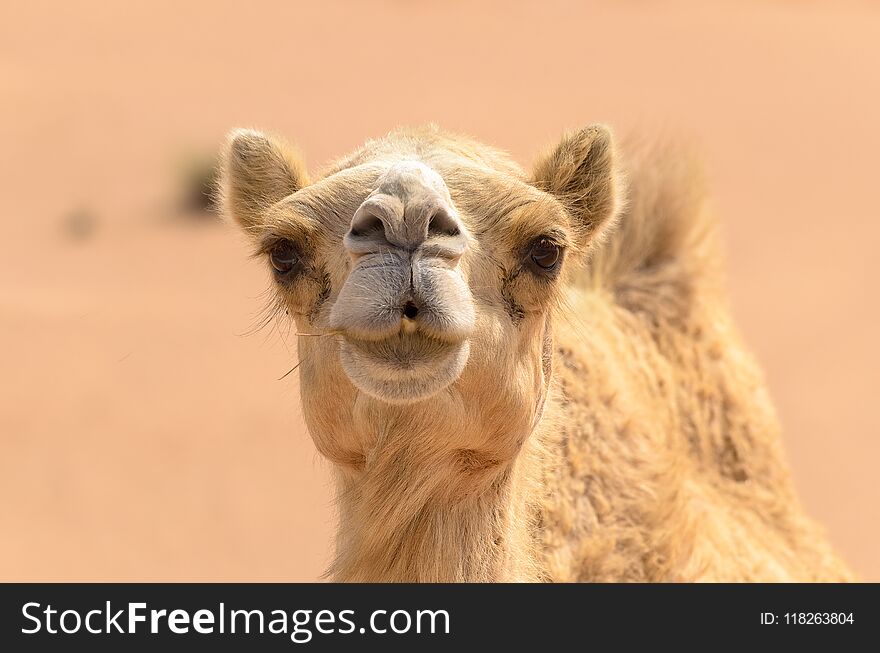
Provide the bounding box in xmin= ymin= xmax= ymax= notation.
xmin=402 ymin=302 xmax=419 ymax=320
xmin=349 ymin=212 xmax=385 ymax=238
xmin=427 ymin=207 xmax=461 ymax=237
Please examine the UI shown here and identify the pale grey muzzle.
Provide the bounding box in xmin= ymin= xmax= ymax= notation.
xmin=329 ymin=161 xmax=473 ymax=340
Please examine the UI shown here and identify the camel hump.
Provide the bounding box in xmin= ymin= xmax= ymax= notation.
xmin=585 ymin=135 xmax=718 ymax=294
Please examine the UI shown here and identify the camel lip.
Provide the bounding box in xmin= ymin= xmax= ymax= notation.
xmin=337 ymin=335 xmax=471 ymax=403
xmin=330 ymin=310 xmax=474 ymax=345
xmin=341 ymin=332 xmax=466 ymax=376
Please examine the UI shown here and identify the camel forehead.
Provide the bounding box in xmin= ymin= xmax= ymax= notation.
xmin=322 ymin=127 xmax=525 ymax=179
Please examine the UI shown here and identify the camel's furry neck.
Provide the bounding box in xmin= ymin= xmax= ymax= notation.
xmin=327 ymin=419 xmax=545 ymax=582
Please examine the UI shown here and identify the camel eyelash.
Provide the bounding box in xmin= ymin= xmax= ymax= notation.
xmin=253 ymin=234 xmax=311 ymax=282
xmin=522 ymin=235 xmax=566 ymax=278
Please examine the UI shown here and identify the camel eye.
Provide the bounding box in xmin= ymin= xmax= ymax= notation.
xmin=269 ymin=240 xmax=300 ymax=275
xmin=528 ymin=238 xmax=562 ymax=273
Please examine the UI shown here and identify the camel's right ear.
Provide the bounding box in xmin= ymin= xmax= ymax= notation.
xmin=219 ymin=129 xmax=309 ymax=233
xmin=531 ymin=125 xmax=623 ymax=250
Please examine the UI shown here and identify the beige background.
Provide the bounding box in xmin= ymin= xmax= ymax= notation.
xmin=1 ymin=1 xmax=877 ymax=580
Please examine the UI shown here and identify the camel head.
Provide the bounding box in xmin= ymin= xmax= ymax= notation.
xmin=221 ymin=126 xmax=622 ymax=476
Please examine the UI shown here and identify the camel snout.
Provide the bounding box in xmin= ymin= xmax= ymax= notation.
xmin=343 ymin=160 xmax=469 ymax=262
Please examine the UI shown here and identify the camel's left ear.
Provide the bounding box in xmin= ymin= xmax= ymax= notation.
xmin=219 ymin=128 xmax=309 ymax=234
xmin=531 ymin=125 xmax=623 ymax=249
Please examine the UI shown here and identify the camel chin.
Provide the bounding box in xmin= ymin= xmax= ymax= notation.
xmin=337 ymin=335 xmax=470 ymax=404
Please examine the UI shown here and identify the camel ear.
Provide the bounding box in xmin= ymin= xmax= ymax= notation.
xmin=219 ymin=128 xmax=309 ymax=233
xmin=531 ymin=125 xmax=623 ymax=249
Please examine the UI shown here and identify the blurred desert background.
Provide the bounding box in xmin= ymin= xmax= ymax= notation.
xmin=1 ymin=0 xmax=878 ymax=581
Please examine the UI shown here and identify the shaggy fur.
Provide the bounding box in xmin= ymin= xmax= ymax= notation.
xmin=220 ymin=124 xmax=852 ymax=582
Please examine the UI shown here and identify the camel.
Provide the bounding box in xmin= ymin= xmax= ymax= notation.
xmin=220 ymin=124 xmax=853 ymax=582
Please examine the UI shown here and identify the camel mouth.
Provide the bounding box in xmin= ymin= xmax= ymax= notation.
xmin=338 ymin=333 xmax=470 ymax=404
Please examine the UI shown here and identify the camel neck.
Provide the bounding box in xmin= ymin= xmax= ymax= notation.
xmin=328 ymin=434 xmax=541 ymax=582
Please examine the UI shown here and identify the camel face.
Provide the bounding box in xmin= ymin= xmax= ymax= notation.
xmin=320 ymin=155 xmax=573 ymax=406
xmin=221 ymin=125 xmax=620 ymax=470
